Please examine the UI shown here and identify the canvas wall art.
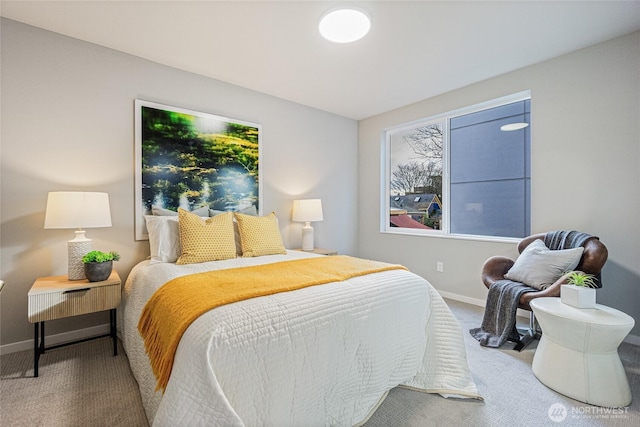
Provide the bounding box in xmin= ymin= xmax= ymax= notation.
xmin=135 ymin=100 xmax=261 ymax=240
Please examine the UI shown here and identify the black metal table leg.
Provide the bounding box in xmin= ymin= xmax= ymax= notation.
xmin=40 ymin=322 xmax=45 ymax=354
xmin=33 ymin=323 xmax=39 ymax=377
xmin=111 ymin=308 xmax=118 ymax=356
xmin=33 ymin=309 xmax=118 ymax=377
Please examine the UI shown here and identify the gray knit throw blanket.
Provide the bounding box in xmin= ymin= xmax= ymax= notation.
xmin=544 ymin=230 xmax=602 ymax=287
xmin=470 ymin=230 xmax=598 ymax=348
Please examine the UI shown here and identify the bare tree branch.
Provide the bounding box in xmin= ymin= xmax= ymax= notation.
xmin=403 ymin=123 xmax=443 ymax=161
xmin=391 ymin=161 xmax=441 ymax=195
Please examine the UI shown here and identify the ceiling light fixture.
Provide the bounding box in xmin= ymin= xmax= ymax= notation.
xmin=500 ymin=123 xmax=529 ymax=131
xmin=319 ymin=8 xmax=371 ymax=43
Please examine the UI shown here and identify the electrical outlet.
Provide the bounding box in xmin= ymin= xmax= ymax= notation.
xmin=436 ymin=261 xmax=444 ymax=272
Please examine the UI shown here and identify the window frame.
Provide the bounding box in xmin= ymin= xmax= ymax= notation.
xmin=380 ymin=90 xmax=531 ymax=243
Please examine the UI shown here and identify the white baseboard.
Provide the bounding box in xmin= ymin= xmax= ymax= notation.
xmin=1 ymin=323 xmax=111 ymax=355
xmin=437 ymin=290 xmax=486 ymax=308
xmin=437 ymin=289 xmax=639 ymax=346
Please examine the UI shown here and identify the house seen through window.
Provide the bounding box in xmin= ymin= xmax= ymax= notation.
xmin=383 ymin=92 xmax=531 ymax=240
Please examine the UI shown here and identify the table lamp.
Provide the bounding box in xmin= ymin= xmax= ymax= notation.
xmin=292 ymin=199 xmax=323 ymax=251
xmin=44 ymin=192 xmax=112 ymax=280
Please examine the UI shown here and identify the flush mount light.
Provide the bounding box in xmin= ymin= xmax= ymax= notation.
xmin=319 ymin=8 xmax=371 ymax=43
xmin=500 ymin=123 xmax=530 ymax=131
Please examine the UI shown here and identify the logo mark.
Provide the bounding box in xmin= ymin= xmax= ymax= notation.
xmin=548 ymin=403 xmax=568 ymax=422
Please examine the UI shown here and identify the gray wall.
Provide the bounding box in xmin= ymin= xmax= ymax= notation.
xmin=358 ymin=31 xmax=640 ymax=336
xmin=0 ymin=19 xmax=358 ymax=348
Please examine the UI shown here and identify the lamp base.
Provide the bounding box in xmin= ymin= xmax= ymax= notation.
xmin=68 ymin=231 xmax=92 ymax=280
xmin=301 ymin=223 xmax=314 ymax=251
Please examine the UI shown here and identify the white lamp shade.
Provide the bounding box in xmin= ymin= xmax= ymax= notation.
xmin=44 ymin=192 xmax=112 ymax=229
xmin=292 ymin=199 xmax=323 ymax=223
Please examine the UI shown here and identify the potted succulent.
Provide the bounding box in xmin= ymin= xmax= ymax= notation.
xmin=82 ymin=250 xmax=120 ymax=282
xmin=560 ymin=271 xmax=597 ymax=309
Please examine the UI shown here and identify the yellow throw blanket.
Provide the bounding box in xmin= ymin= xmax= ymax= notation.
xmin=138 ymin=255 xmax=407 ymax=391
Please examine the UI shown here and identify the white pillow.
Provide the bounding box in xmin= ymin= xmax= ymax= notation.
xmin=145 ymin=215 xmax=181 ymax=264
xmin=505 ymin=239 xmax=584 ymax=290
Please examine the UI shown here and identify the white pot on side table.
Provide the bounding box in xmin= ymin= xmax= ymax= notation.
xmin=560 ymin=284 xmax=596 ymax=309
xmin=530 ymin=297 xmax=634 ymax=408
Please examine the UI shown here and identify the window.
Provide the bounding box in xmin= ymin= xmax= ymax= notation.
xmin=382 ymin=92 xmax=531 ymax=240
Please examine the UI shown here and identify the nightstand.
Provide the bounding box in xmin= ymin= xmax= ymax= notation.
xmin=28 ymin=271 xmax=121 ymax=377
xmin=294 ymin=248 xmax=338 ymax=256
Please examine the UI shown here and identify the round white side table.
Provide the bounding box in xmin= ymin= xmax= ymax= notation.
xmin=530 ymin=297 xmax=634 ymax=408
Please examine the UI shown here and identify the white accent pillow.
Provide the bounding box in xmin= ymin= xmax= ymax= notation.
xmin=504 ymin=239 xmax=584 ymax=290
xmin=145 ymin=215 xmax=181 ymax=264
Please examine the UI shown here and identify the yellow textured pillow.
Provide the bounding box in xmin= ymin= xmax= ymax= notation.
xmin=176 ymin=209 xmax=236 ymax=264
xmin=234 ymin=212 xmax=287 ymax=257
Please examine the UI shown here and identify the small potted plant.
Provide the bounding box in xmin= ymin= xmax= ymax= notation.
xmin=560 ymin=271 xmax=597 ymax=309
xmin=82 ymin=250 xmax=120 ymax=282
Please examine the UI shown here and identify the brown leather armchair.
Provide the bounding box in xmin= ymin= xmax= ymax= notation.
xmin=481 ymin=232 xmax=608 ymax=350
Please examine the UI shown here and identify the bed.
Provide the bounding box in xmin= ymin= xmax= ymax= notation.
xmin=121 ymin=211 xmax=480 ymax=426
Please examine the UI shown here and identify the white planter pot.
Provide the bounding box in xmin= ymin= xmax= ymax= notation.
xmin=561 ymin=284 xmax=596 ymax=309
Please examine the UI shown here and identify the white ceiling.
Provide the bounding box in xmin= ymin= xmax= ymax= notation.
xmin=2 ymin=1 xmax=640 ymax=120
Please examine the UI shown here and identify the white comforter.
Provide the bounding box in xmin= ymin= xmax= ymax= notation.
xmin=122 ymin=250 xmax=479 ymax=426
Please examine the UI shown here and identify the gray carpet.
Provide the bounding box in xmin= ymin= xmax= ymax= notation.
xmin=0 ymin=339 xmax=147 ymax=426
xmin=364 ymin=299 xmax=640 ymax=427
xmin=1 ymin=299 xmax=638 ymax=426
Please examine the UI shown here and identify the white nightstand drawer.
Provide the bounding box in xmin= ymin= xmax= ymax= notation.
xmin=28 ymin=272 xmax=121 ymax=323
